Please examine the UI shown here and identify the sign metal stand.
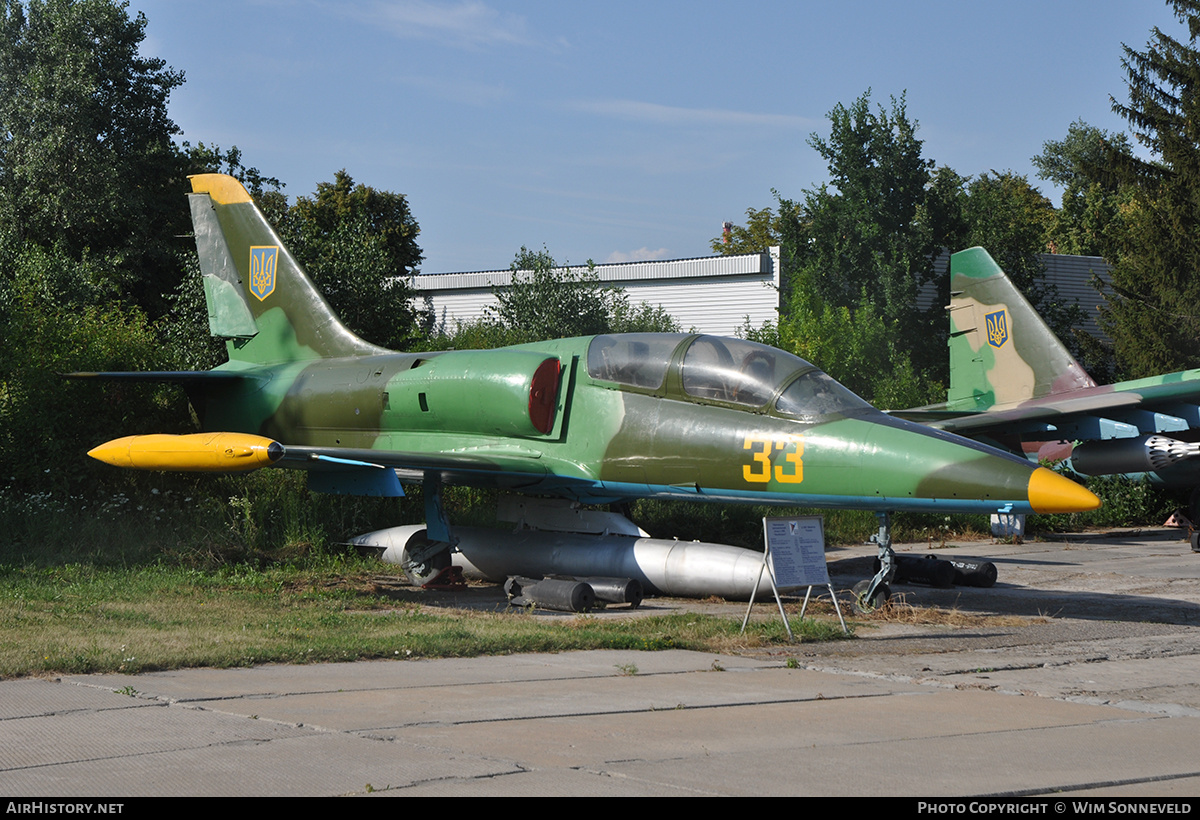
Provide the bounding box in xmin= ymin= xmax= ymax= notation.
xmin=741 ymin=515 xmax=848 ymax=638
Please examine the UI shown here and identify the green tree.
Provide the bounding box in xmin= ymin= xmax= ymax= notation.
xmin=710 ymin=199 xmax=799 ymax=255
xmin=1033 ymin=120 xmax=1135 ymax=256
xmin=789 ymin=91 xmax=934 ymax=321
xmin=962 ymin=171 xmax=1054 ymax=295
xmin=489 ymin=246 xmax=625 ymax=343
xmin=774 ymin=90 xmax=948 ymax=381
xmin=921 ymin=165 xmax=971 ymax=255
xmin=1033 ymin=120 xmax=1126 ymax=187
xmin=609 ymin=299 xmax=679 ymax=334
xmin=0 ymin=0 xmax=187 ymax=310
xmin=422 ymin=245 xmax=678 ymax=350
xmin=0 ymin=243 xmax=183 ymax=492
xmin=769 ymin=93 xmax=1071 ymax=401
xmin=777 ymin=278 xmax=936 ymax=409
xmin=274 ymin=171 xmax=423 ymax=350
xmin=0 ymin=0 xmax=200 ymax=495
xmin=1098 ymin=0 xmax=1200 ymax=376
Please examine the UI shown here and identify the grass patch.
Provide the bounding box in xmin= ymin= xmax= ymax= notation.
xmin=0 ymin=480 xmax=917 ymax=680
xmin=0 ymin=559 xmax=849 ymax=679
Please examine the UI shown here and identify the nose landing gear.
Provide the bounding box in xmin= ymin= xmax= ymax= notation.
xmin=851 ymin=511 xmax=895 ymax=615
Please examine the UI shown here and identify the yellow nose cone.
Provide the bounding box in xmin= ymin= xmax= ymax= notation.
xmin=1027 ymin=467 xmax=1101 ymax=514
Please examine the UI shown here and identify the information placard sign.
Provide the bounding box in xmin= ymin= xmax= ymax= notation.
xmin=763 ymin=515 xmax=828 ymax=589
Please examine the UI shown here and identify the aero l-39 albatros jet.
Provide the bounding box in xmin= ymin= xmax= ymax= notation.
xmin=77 ymin=176 xmax=1099 ymax=610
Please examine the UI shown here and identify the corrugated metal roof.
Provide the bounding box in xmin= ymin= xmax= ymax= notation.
xmin=412 ymin=251 xmax=772 ymax=292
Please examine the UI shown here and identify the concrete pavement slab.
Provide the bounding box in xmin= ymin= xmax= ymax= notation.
xmin=1 ymin=652 xmax=1195 ymax=797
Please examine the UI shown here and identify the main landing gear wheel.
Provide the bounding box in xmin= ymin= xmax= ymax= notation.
xmin=406 ymin=474 xmax=462 ymax=588
xmin=400 ymin=535 xmax=452 ymax=587
xmin=851 ymin=580 xmax=891 ymax=614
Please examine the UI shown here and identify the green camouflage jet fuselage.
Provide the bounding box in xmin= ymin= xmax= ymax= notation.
xmin=174 ymin=333 xmax=1084 ymax=513
xmin=80 ymin=177 xmax=1098 ymax=551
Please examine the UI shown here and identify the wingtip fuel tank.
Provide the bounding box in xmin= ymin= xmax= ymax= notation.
xmin=87 ymin=433 xmax=283 ymax=472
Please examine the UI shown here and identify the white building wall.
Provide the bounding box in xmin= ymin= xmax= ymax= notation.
xmin=1040 ymin=254 xmax=1112 ymax=339
xmin=412 ymin=247 xmax=780 ymax=337
xmin=418 ymin=286 xmax=495 ymax=330
xmin=618 ymin=276 xmax=780 ymax=335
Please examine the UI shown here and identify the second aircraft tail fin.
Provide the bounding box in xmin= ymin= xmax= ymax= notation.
xmin=946 ymin=247 xmax=1095 ymax=410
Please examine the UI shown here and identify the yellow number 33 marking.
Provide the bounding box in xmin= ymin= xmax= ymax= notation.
xmin=742 ymin=435 xmax=804 ymax=484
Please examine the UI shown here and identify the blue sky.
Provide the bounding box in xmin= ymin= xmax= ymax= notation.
xmin=130 ymin=0 xmax=1170 ymax=274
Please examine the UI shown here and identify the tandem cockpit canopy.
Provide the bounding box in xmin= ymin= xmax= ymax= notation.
xmin=586 ymin=333 xmax=873 ymax=421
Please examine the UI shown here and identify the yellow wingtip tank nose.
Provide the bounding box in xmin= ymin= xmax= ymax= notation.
xmin=87 ymin=437 xmax=137 ymax=469
xmin=1027 ymin=466 xmax=1101 ymax=514
xmin=87 ymin=433 xmax=283 ymax=472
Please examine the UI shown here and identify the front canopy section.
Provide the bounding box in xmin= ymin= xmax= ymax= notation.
xmin=773 ymin=369 xmax=873 ymax=422
xmin=587 ymin=333 xmax=874 ymax=421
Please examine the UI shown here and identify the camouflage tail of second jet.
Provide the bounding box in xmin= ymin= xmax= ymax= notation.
xmin=945 ymin=247 xmax=1096 ymax=412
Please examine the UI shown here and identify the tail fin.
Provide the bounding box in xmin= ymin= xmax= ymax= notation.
xmin=946 ymin=247 xmax=1095 ymax=410
xmin=188 ymin=174 xmax=387 ymax=365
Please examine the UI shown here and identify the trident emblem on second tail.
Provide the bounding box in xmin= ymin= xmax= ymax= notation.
xmin=985 ymin=309 xmax=1008 ymax=348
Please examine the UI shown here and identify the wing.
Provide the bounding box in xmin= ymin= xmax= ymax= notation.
xmin=899 ymin=374 xmax=1200 ymax=438
xmin=279 ymin=442 xmax=569 ymax=496
xmin=84 ymin=431 xmax=611 ymax=501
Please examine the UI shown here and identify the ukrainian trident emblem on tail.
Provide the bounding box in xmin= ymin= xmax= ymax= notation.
xmin=249 ymin=246 xmax=278 ymax=301
xmin=985 ymin=309 xmax=1008 ymax=349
